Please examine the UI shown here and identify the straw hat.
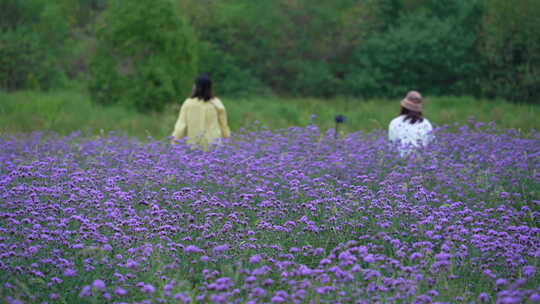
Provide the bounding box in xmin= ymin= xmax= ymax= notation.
xmin=400 ymin=91 xmax=423 ymax=112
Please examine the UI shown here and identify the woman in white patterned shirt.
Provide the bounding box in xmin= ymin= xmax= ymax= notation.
xmin=388 ymin=91 xmax=433 ymax=156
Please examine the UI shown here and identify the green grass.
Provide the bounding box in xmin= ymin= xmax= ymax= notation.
xmin=1 ymin=89 xmax=539 ymax=139
xmin=228 ymin=95 xmax=540 ymax=134
xmin=0 ymin=90 xmax=173 ymax=139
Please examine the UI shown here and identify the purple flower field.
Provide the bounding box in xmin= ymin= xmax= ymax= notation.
xmin=1 ymin=123 xmax=539 ymax=304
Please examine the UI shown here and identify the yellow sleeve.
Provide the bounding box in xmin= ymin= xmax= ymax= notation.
xmin=171 ymin=102 xmax=187 ymax=143
xmin=217 ymin=103 xmax=231 ymax=138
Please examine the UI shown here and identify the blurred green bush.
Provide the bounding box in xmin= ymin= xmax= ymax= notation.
xmin=88 ymin=0 xmax=197 ymax=112
xmin=345 ymin=2 xmax=482 ymax=97
xmin=2 ymin=0 xmax=540 ymax=106
xmin=479 ymin=0 xmax=540 ymax=102
xmin=0 ymin=0 xmax=70 ymax=91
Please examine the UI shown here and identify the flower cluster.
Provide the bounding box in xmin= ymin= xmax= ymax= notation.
xmin=0 ymin=123 xmax=539 ymax=303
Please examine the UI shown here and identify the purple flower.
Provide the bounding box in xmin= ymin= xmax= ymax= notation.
xmin=141 ymin=284 xmax=156 ymax=293
xmin=478 ymin=293 xmax=489 ymax=303
xmin=63 ymin=268 xmax=77 ymax=277
xmin=115 ymin=287 xmax=127 ymax=296
xmin=320 ymin=258 xmax=331 ymax=266
xmin=125 ymin=258 xmax=139 ymax=269
xmin=298 ymin=265 xmax=313 ymax=276
xmin=483 ymin=269 xmax=496 ymax=279
xmin=435 ymin=252 xmax=452 ymax=261
xmin=213 ymin=244 xmax=230 ymax=254
xmin=245 ymin=276 xmax=257 ymax=283
xmin=79 ymin=285 xmax=92 ymax=298
xmin=1 ymin=123 xmax=539 ymax=303
xmin=523 ymin=265 xmax=536 ymax=278
xmin=249 ymin=254 xmax=262 ymax=264
xmin=174 ymin=293 xmax=191 ymax=303
xmin=184 ymin=245 xmax=203 ymax=254
xmin=252 ymin=287 xmax=266 ymax=297
xmin=92 ymin=279 xmax=106 ymax=290
xmin=271 ymin=296 xmax=285 ymax=303
xmin=363 ymin=254 xmax=375 ymax=263
xmin=338 ymin=251 xmax=357 ymax=263
xmin=410 ymin=252 xmax=423 ymax=261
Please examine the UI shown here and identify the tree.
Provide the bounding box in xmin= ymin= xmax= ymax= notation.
xmin=479 ymin=0 xmax=540 ymax=102
xmin=0 ymin=0 xmax=70 ymax=91
xmin=89 ymin=0 xmax=197 ymax=112
xmin=345 ymin=1 xmax=482 ymax=98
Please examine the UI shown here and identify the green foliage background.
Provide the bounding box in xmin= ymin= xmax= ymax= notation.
xmin=480 ymin=0 xmax=540 ymax=102
xmin=345 ymin=2 xmax=482 ymax=97
xmin=1 ymin=0 xmax=540 ymax=109
xmin=0 ymin=0 xmax=70 ymax=90
xmin=88 ymin=0 xmax=197 ymax=112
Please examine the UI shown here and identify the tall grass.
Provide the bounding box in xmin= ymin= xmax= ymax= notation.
xmin=228 ymin=96 xmax=540 ymax=134
xmin=0 ymin=90 xmax=172 ymax=139
xmin=1 ymin=89 xmax=539 ymax=139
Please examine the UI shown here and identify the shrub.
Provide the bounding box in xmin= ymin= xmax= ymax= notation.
xmin=197 ymin=41 xmax=271 ymax=97
xmin=285 ymin=59 xmax=340 ymax=97
xmin=0 ymin=0 xmax=69 ymax=91
xmin=345 ymin=2 xmax=482 ymax=98
xmin=89 ymin=0 xmax=197 ymax=112
xmin=479 ymin=0 xmax=540 ymax=103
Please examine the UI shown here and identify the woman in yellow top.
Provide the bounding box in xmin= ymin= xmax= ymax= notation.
xmin=171 ymin=75 xmax=231 ymax=149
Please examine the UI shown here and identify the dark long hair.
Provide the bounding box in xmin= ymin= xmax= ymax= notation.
xmin=191 ymin=75 xmax=214 ymax=101
xmin=400 ymin=107 xmax=424 ymax=124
